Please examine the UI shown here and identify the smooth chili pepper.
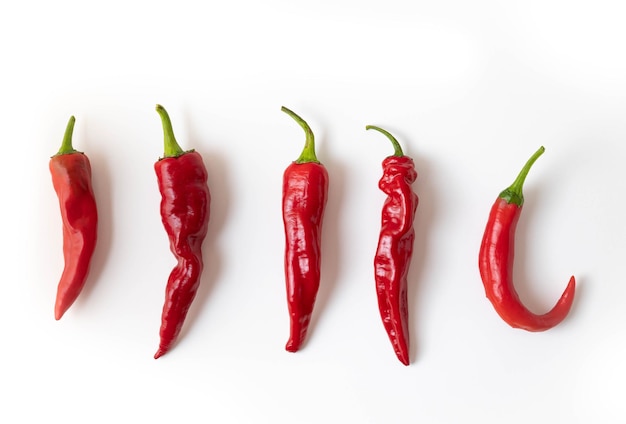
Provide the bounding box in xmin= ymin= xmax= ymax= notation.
xmin=367 ymin=125 xmax=418 ymax=366
xmin=281 ymin=106 xmax=329 ymax=353
xmin=50 ymin=116 xmax=98 ymax=320
xmin=153 ymin=104 xmax=211 ymax=359
xmin=479 ymin=146 xmax=576 ymax=331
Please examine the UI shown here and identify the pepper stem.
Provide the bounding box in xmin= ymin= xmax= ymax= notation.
xmin=366 ymin=125 xmax=404 ymax=157
xmin=55 ymin=116 xmax=78 ymax=156
xmin=281 ymin=106 xmax=319 ymax=164
xmin=499 ymin=146 xmax=545 ymax=206
xmin=156 ymin=104 xmax=185 ymax=158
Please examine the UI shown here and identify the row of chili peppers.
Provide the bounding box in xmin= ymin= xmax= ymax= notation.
xmin=49 ymin=105 xmax=576 ymax=365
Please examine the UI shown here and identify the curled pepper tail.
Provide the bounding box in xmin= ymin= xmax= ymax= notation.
xmin=514 ymin=275 xmax=576 ymax=332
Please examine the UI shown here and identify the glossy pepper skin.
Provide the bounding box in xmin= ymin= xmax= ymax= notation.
xmin=50 ymin=116 xmax=98 ymax=320
xmin=154 ymin=104 xmax=210 ymax=359
xmin=479 ymin=146 xmax=575 ymax=331
xmin=367 ymin=125 xmax=418 ymax=366
xmin=281 ymin=106 xmax=329 ymax=352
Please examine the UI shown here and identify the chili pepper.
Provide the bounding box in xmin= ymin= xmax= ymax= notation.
xmin=479 ymin=146 xmax=576 ymax=331
xmin=367 ymin=125 xmax=418 ymax=366
xmin=49 ymin=116 xmax=98 ymax=320
xmin=281 ymin=106 xmax=329 ymax=353
xmin=154 ymin=104 xmax=210 ymax=359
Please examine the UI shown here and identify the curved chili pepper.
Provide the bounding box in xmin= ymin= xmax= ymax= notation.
xmin=281 ymin=106 xmax=329 ymax=353
xmin=367 ymin=125 xmax=418 ymax=366
xmin=154 ymin=104 xmax=210 ymax=359
xmin=49 ymin=116 xmax=98 ymax=320
xmin=479 ymin=146 xmax=576 ymax=331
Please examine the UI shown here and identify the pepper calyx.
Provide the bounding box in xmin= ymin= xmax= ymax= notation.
xmin=156 ymin=104 xmax=189 ymax=159
xmin=281 ymin=106 xmax=320 ymax=164
xmin=499 ymin=146 xmax=545 ymax=206
xmin=366 ymin=125 xmax=404 ymax=157
xmin=53 ymin=116 xmax=82 ymax=157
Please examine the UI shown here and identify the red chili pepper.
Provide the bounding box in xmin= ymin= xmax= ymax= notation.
xmin=49 ymin=116 xmax=98 ymax=320
xmin=281 ymin=106 xmax=329 ymax=352
xmin=367 ymin=125 xmax=418 ymax=366
xmin=479 ymin=146 xmax=576 ymax=331
xmin=153 ymin=104 xmax=211 ymax=359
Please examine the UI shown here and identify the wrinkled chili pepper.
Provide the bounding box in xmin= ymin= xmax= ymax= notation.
xmin=367 ymin=125 xmax=418 ymax=366
xmin=479 ymin=146 xmax=576 ymax=331
xmin=154 ymin=104 xmax=210 ymax=359
xmin=50 ymin=116 xmax=98 ymax=320
xmin=281 ymin=106 xmax=329 ymax=353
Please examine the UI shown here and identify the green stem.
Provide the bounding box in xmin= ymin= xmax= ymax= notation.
xmin=55 ymin=116 xmax=78 ymax=156
xmin=281 ymin=106 xmax=319 ymax=164
xmin=156 ymin=104 xmax=185 ymax=158
xmin=366 ymin=125 xmax=404 ymax=157
xmin=499 ymin=146 xmax=545 ymax=205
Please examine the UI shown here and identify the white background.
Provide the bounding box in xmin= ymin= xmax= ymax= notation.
xmin=1 ymin=0 xmax=625 ymax=422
